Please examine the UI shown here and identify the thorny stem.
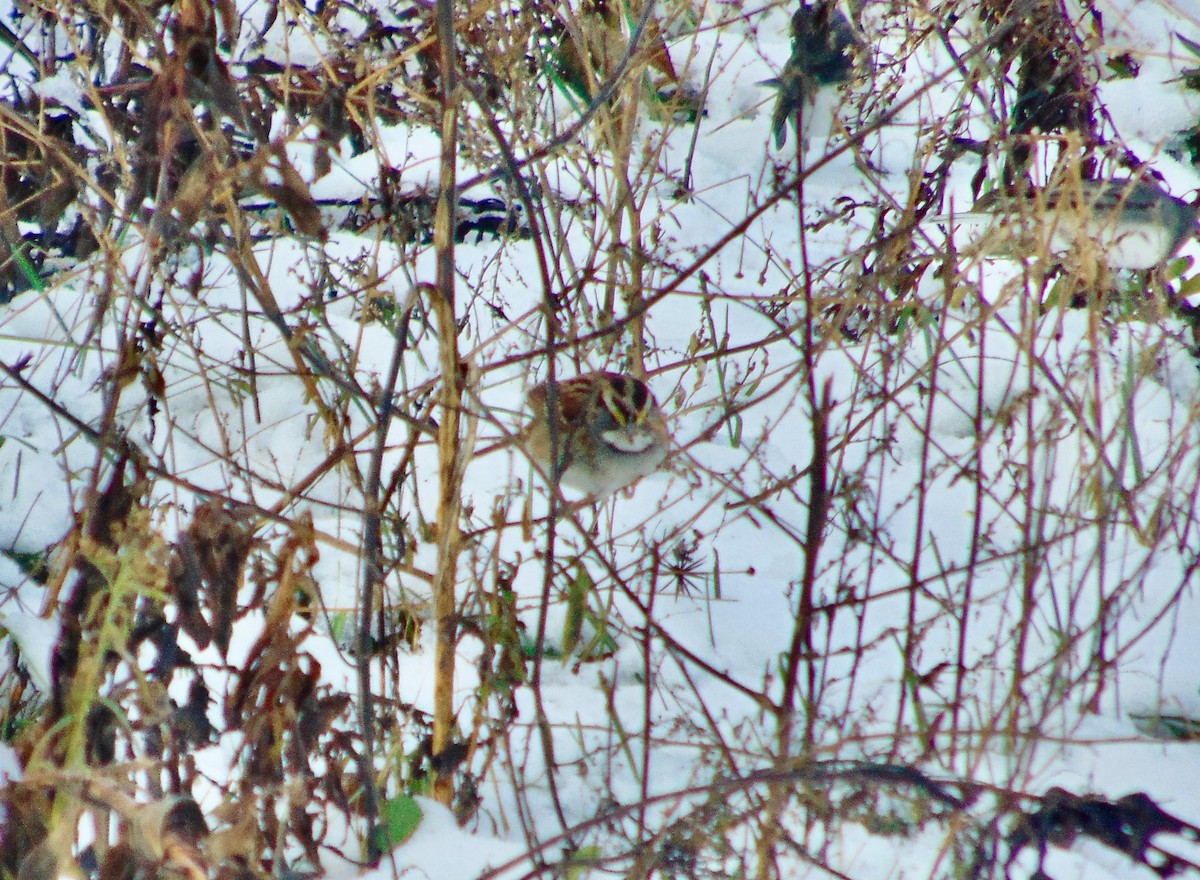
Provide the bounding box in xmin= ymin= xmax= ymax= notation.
xmin=757 ymin=130 xmax=833 ymax=876
xmin=477 ymin=761 xmax=969 ymax=880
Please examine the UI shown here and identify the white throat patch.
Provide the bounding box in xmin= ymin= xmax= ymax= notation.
xmin=602 ymin=429 xmax=655 ymax=454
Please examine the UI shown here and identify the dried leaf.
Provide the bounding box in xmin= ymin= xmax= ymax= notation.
xmin=245 ymin=147 xmax=325 ymax=238
xmin=97 ymin=843 xmax=139 ymax=880
xmin=15 ymin=842 xmax=58 ymax=880
xmin=214 ymin=0 xmax=239 ymax=48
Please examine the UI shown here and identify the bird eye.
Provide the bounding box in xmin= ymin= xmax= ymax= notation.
xmin=629 ymin=379 xmax=649 ymax=413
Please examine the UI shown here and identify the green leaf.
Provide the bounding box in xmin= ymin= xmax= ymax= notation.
xmin=564 ymin=845 xmax=604 ymax=880
xmin=328 ymin=611 xmax=350 ymax=644
xmin=1043 ymin=276 xmax=1072 ymax=309
xmin=712 ymin=548 xmax=722 ymax=601
xmin=1164 ymin=254 xmax=1194 ymax=281
xmin=520 ymin=632 xmax=563 ymax=660
xmin=1104 ymin=52 xmax=1138 ymax=79
xmin=2 ymin=548 xmax=49 ymax=582
xmin=11 ymin=244 xmax=43 ymax=293
xmin=1176 ymin=269 xmax=1200 ymax=299
xmin=729 ymin=413 xmax=743 ymax=448
xmin=577 ymin=610 xmax=617 ymax=661
xmin=562 ymin=563 xmax=591 ymax=656
xmin=1130 ymin=713 xmax=1200 ymax=741
xmin=373 ymin=795 xmax=423 ymax=851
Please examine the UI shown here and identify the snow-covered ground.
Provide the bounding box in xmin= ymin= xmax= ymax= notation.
xmin=3 ymin=1 xmax=1200 ymax=878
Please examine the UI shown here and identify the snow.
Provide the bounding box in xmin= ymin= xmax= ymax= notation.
xmin=3 ymin=0 xmax=1200 ymax=878
xmin=356 ymin=797 xmax=526 ymax=880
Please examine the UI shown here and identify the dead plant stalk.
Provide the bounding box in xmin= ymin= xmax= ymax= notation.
xmin=431 ymin=0 xmax=464 ymax=810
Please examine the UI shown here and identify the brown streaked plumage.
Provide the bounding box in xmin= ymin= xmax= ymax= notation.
xmin=524 ymin=371 xmax=669 ymax=496
xmin=954 ymin=176 xmax=1198 ymax=270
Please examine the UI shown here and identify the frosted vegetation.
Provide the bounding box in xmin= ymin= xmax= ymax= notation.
xmin=1 ymin=1 xmax=1200 ymax=879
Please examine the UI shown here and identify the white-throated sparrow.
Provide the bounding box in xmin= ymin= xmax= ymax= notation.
xmin=945 ymin=176 xmax=1199 ymax=270
xmin=762 ymin=1 xmax=863 ymax=147
xmin=524 ymin=371 xmax=669 ymax=496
